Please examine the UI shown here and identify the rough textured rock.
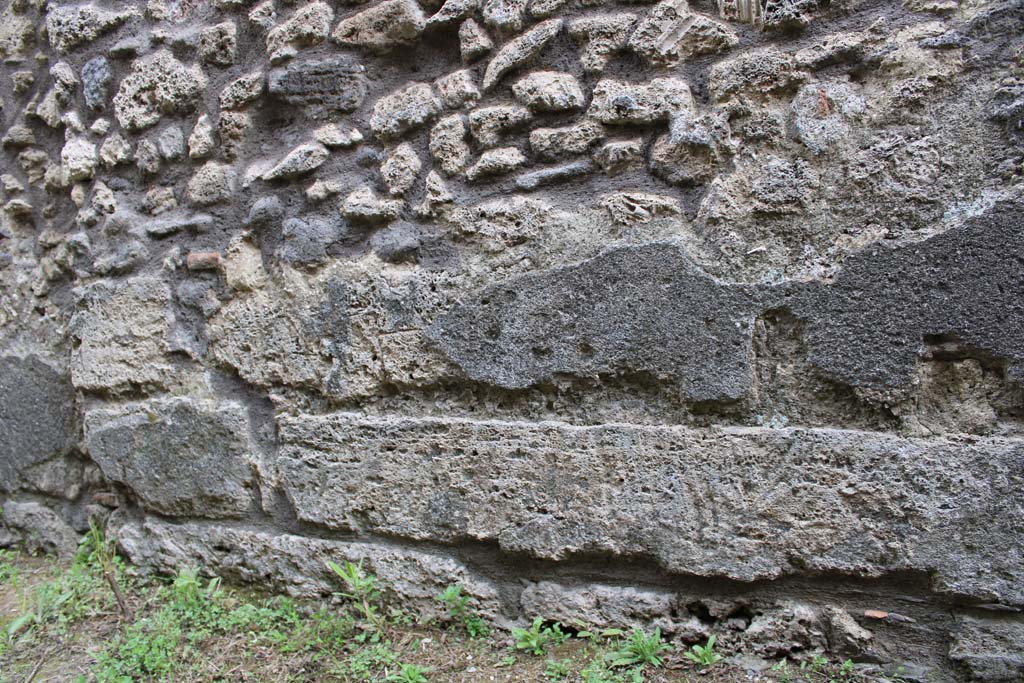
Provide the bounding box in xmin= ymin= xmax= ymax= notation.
xmin=2 ymin=0 xmax=1023 ymax=677
xmin=115 ymin=518 xmax=501 ymax=620
xmin=333 ymin=0 xmax=427 ymax=52
xmin=45 ymin=3 xmax=139 ymax=53
xmin=268 ymin=58 xmax=366 ymax=112
xmin=85 ymin=399 xmax=254 ymax=518
xmin=69 ymin=278 xmax=175 ymax=393
xmin=112 ymin=50 xmax=208 ymax=131
xmin=1 ymin=501 xmax=79 ymax=558
xmin=0 ymin=357 xmax=77 ymax=492
xmin=433 ymin=207 xmax=1024 ymax=398
xmin=277 ymin=412 xmax=1024 ymax=604
xmin=481 ymin=18 xmax=562 ymax=91
xmin=948 ymin=617 xmax=1024 ymax=682
xmin=370 ymin=83 xmax=442 ymax=139
xmin=628 ymin=0 xmax=738 ymax=67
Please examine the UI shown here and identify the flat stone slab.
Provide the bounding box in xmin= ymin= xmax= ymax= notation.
xmin=268 ymin=57 xmax=366 ymax=112
xmin=278 ymin=412 xmax=1024 ymax=606
xmin=85 ymin=398 xmax=255 ymax=518
xmin=0 ymin=356 xmax=76 ymax=492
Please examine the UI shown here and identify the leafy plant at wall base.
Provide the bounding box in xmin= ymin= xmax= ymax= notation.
xmin=608 ymin=628 xmax=672 ymax=668
xmin=435 ymin=583 xmax=489 ymax=637
xmin=387 ymin=663 xmax=429 ymax=682
xmin=544 ymin=658 xmax=572 ymax=680
xmin=328 ymin=560 xmax=383 ymax=627
xmin=683 ymin=634 xmax=723 ymax=668
xmin=513 ymin=616 xmax=561 ymax=655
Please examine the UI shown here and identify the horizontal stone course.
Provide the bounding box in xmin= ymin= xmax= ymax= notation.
xmin=277 ymin=413 xmax=1024 ymax=605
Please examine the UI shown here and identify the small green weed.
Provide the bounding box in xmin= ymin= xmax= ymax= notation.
xmin=512 ymin=616 xmax=569 ymax=656
xmin=581 ymin=657 xmax=644 ymax=683
xmin=608 ymin=628 xmax=671 ymax=669
xmin=683 ymin=634 xmax=723 ymax=668
xmin=435 ymin=584 xmax=488 ymax=637
xmin=334 ymin=635 xmax=398 ymax=681
xmin=0 ymin=550 xmax=18 ymax=586
xmin=544 ymin=658 xmax=572 ymax=680
xmin=387 ymin=663 xmax=429 ymax=682
xmin=328 ymin=560 xmax=383 ymax=627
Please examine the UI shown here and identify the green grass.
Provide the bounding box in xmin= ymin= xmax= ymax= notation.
xmin=0 ymin=537 xmax=915 ymax=683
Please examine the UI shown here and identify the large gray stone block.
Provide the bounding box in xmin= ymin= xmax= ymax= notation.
xmin=114 ymin=518 xmax=502 ymax=621
xmin=432 ymin=205 xmax=1024 ymax=400
xmin=84 ymin=398 xmax=255 ymax=518
xmin=0 ymin=356 xmax=77 ymax=492
xmin=277 ymin=413 xmax=1024 ymax=606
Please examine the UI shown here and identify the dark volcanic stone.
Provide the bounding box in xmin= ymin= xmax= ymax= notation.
xmin=268 ymin=57 xmax=366 ymax=112
xmin=788 ymin=202 xmax=1024 ymax=390
xmin=84 ymin=398 xmax=254 ymax=518
xmin=431 ymin=203 xmax=1024 ymax=399
xmin=431 ymin=243 xmax=761 ymax=402
xmin=0 ymin=356 xmax=77 ymax=492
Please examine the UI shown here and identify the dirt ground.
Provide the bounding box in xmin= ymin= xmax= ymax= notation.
xmin=0 ymin=547 xmax=901 ymax=683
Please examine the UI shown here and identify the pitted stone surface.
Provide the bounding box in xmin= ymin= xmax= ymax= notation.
xmin=115 ymin=518 xmax=502 ymax=621
xmin=85 ymin=399 xmax=254 ymax=518
xmin=0 ymin=357 xmax=77 ymax=492
xmin=268 ymin=58 xmax=366 ymax=112
xmin=433 ymin=208 xmax=1024 ymax=398
xmin=69 ymin=278 xmax=175 ymax=393
xmin=1 ymin=0 xmax=1023 ymax=674
xmin=277 ymin=413 xmax=1024 ymax=605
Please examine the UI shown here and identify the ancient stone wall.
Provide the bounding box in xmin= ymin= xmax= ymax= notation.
xmin=1 ymin=0 xmax=1023 ymax=679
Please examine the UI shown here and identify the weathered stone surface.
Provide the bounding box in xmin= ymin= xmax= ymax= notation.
xmin=468 ymin=105 xmax=532 ymax=147
xmin=567 ymin=13 xmax=637 ymax=72
xmin=200 ymin=21 xmax=238 ymax=66
xmin=81 ymin=56 xmax=111 ymax=111
xmin=208 ymin=274 xmax=339 ymax=390
xmin=278 ymin=215 xmax=343 ymax=265
xmin=1 ymin=501 xmax=79 ymax=558
xmin=3 ymin=0 xmax=1023 ymax=673
xmin=341 ymin=186 xmax=404 ymax=223
xmin=481 ymin=0 xmax=527 ymax=33
xmin=433 ymin=205 xmax=1024 ymax=397
xmin=115 ymin=518 xmax=501 ymax=619
xmin=70 ymin=278 xmax=175 ymax=393
xmin=628 ymin=0 xmax=738 ymax=67
xmin=433 ymin=242 xmax=757 ymax=399
xmin=465 ymin=146 xmax=527 ymax=180
xmin=220 ymin=72 xmax=265 ymax=110
xmin=83 ymin=399 xmax=252 ymax=518
xmin=46 ymin=3 xmax=139 ymax=53
xmin=333 ymin=0 xmax=426 ymax=52
xmin=529 ymin=120 xmax=604 ymax=160
xmin=188 ymin=161 xmax=236 ymax=205
xmin=459 ymin=18 xmax=493 ymax=62
xmin=481 ymin=18 xmax=562 ymax=91
xmin=277 ymin=412 xmax=1024 ymax=604
xmin=515 ymin=158 xmax=594 ymax=189
xmin=266 ymin=1 xmax=334 ymax=62
xmin=61 ymin=136 xmax=98 ymax=182
xmin=587 ymin=78 xmax=695 ymax=125
xmin=435 ymin=70 xmax=481 ymax=109
xmin=0 ymin=357 xmax=77 ymax=492
xmin=380 ymin=143 xmax=422 ymax=195
xmin=370 ymin=83 xmax=442 ymax=139
xmin=948 ymin=616 xmax=1024 ymax=682
xmin=268 ymin=58 xmax=366 ymax=112
xmin=113 ymin=50 xmax=208 ymax=131
xmin=262 ymin=143 xmax=329 ymax=180
xmin=511 ymin=71 xmax=585 ymax=112
xmin=427 ymin=0 xmax=479 ymax=28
